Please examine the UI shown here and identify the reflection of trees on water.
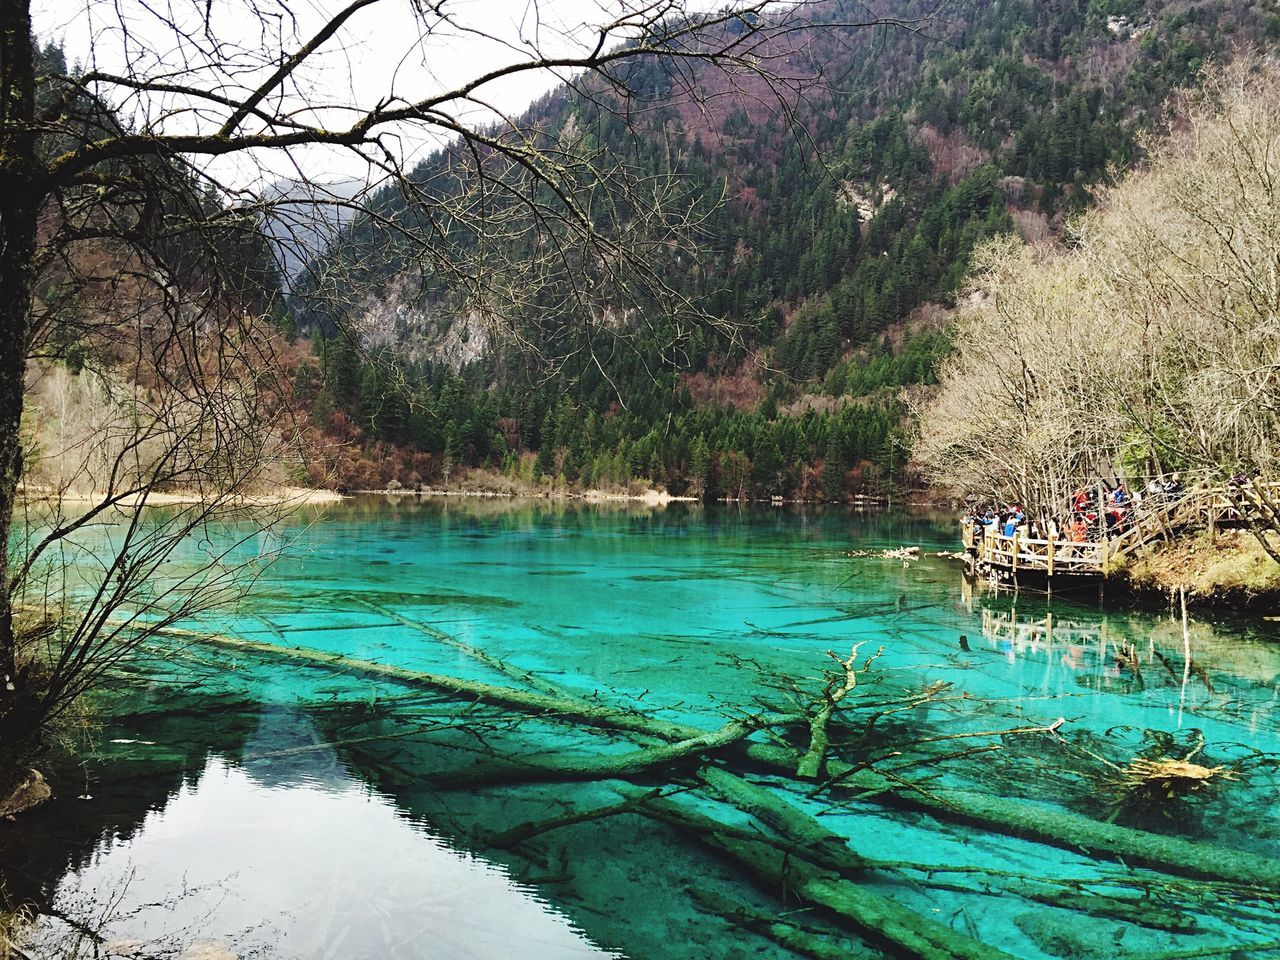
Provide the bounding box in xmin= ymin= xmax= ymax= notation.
xmin=969 ymin=590 xmax=1280 ymax=744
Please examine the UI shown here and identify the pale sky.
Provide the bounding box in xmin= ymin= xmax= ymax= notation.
xmin=31 ymin=0 xmax=711 ymax=190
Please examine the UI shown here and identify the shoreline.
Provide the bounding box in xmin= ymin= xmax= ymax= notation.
xmin=17 ymin=485 xmax=346 ymax=508
xmin=345 ymin=483 xmax=931 ymax=506
xmin=17 ymin=481 xmax=950 ymax=511
xmin=1114 ymin=530 xmax=1280 ymax=614
xmin=357 ymin=486 xmax=698 ymax=506
xmin=349 ymin=486 xmax=928 ymax=508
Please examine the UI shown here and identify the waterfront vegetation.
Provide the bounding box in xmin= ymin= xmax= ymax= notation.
xmin=916 ymin=64 xmax=1280 ymax=568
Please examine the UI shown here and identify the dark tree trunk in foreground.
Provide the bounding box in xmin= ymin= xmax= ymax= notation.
xmin=0 ymin=0 xmax=37 ymax=737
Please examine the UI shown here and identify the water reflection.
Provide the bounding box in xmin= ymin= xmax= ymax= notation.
xmin=980 ymin=606 xmax=1103 ymax=669
xmin=34 ymin=749 xmax=618 ymax=959
xmin=962 ymin=587 xmax=1280 ymax=770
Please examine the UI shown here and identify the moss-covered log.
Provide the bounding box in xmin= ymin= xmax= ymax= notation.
xmin=648 ymin=796 xmax=1017 ymax=960
xmin=742 ymin=743 xmax=1280 ymax=891
xmin=796 ymin=647 xmax=865 ymax=779
xmin=697 ymin=765 xmax=868 ymax=868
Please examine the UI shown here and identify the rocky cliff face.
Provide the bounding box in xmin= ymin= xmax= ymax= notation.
xmin=353 ymin=277 xmax=495 ymax=370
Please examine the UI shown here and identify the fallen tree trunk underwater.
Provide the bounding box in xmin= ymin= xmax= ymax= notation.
xmin=125 ymin=619 xmax=1280 ymax=957
xmin=738 ymin=743 xmax=1280 ymax=891
xmin=647 ymin=794 xmax=1019 ymax=960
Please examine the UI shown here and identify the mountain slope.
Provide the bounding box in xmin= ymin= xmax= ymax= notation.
xmin=262 ymin=178 xmax=366 ymax=285
xmin=294 ymin=0 xmax=1280 ymax=498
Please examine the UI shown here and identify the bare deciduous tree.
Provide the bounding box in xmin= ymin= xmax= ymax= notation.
xmin=914 ymin=62 xmax=1280 ymax=556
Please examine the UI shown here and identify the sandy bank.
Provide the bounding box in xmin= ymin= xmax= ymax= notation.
xmin=18 ymin=484 xmax=346 ymax=508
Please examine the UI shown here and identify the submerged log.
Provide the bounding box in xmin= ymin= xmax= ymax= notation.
xmin=688 ymin=887 xmax=878 ymax=960
xmin=149 ymin=626 xmax=1280 ymax=893
xmin=146 ymin=627 xmax=696 ymax=742
xmin=648 ymin=796 xmax=1017 ymax=960
xmin=742 ymin=744 xmax=1280 ymax=891
xmin=351 ymin=598 xmax=592 ymax=705
xmin=796 ymin=646 xmax=868 ymax=779
xmin=1016 ymin=884 xmax=1197 ymax=934
xmin=430 ymin=718 xmax=769 ymax=788
xmin=679 ymin=772 xmax=1201 ymax=938
xmin=697 ymin=766 xmax=866 ymax=866
xmin=488 ymin=791 xmax=657 ymax=849
xmin=1128 ymin=938 xmax=1280 ymax=960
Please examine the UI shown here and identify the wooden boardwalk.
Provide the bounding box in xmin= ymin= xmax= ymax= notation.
xmin=963 ymin=482 xmax=1276 ymax=583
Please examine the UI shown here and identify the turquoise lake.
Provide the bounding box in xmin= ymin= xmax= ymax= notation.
xmin=3 ymin=497 xmax=1280 ymax=959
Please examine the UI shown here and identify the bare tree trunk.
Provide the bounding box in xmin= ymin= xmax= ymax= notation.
xmin=0 ymin=0 xmax=37 ymax=721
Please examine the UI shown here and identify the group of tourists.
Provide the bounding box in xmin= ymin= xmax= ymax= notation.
xmin=965 ymin=474 xmax=1185 ymax=547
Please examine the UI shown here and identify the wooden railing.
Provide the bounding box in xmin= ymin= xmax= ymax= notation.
xmin=962 ymin=480 xmax=1279 ymax=578
xmin=1106 ymin=487 xmax=1207 ymax=559
xmin=969 ymin=529 xmax=1106 ymax=576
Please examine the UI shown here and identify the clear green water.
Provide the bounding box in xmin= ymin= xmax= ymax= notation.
xmin=4 ymin=498 xmax=1280 ymax=959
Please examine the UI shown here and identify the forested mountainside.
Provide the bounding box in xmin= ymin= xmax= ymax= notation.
xmin=293 ymin=0 xmax=1277 ymax=498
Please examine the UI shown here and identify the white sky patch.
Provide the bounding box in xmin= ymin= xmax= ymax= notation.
xmin=31 ymin=0 xmax=715 ymax=191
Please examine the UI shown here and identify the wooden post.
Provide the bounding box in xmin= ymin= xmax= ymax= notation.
xmin=1097 ymin=488 xmax=1109 ymax=570
xmin=1011 ymin=531 xmax=1019 ymax=573
xmin=1046 ymin=537 xmax=1055 ymax=578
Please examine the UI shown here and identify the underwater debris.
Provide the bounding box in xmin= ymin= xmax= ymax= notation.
xmin=845 ymin=546 xmax=921 ymax=560
xmin=1115 ymin=757 xmax=1236 ymax=800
